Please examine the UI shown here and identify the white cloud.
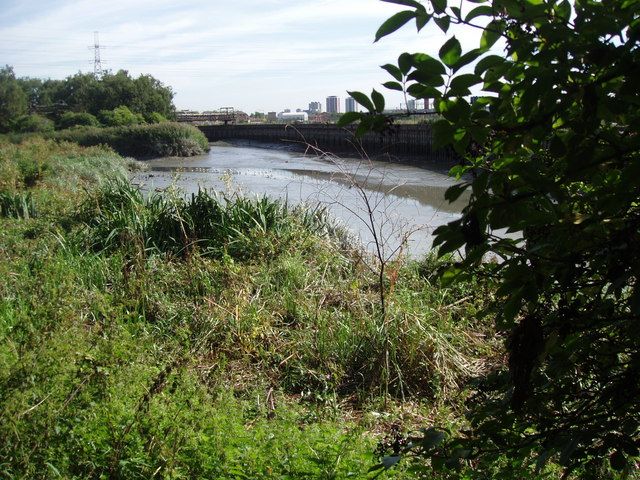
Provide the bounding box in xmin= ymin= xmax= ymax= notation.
xmin=0 ymin=0 xmax=486 ymax=112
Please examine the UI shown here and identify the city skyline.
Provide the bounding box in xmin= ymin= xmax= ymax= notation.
xmin=0 ymin=0 xmax=486 ymax=113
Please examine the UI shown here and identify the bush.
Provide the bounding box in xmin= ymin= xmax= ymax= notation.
xmin=53 ymin=122 xmax=210 ymax=158
xmin=57 ymin=111 xmax=100 ymax=129
xmin=12 ymin=114 xmax=54 ymax=133
xmin=145 ymin=112 xmax=168 ymax=124
xmin=99 ymin=105 xmax=145 ymax=127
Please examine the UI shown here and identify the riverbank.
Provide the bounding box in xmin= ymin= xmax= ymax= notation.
xmin=0 ymin=138 xmax=500 ymax=478
xmin=198 ymin=123 xmax=459 ymax=168
xmin=2 ymin=122 xmax=210 ymax=159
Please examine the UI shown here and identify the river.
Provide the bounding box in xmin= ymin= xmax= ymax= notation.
xmin=132 ymin=141 xmax=469 ymax=258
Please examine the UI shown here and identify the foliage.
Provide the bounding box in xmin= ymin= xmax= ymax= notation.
xmin=0 ymin=140 xmax=494 ymax=478
xmin=11 ymin=114 xmax=55 ymax=133
xmin=0 ymin=66 xmax=28 ymax=132
xmin=57 ymin=111 xmax=101 ymax=129
xmin=0 ymin=191 xmax=36 ymax=219
xmin=145 ymin=111 xmax=168 ymax=124
xmin=99 ymin=105 xmax=145 ymax=127
xmin=12 ymin=69 xmax=175 ymax=125
xmin=51 ymin=122 xmax=210 ymax=158
xmin=79 ymin=180 xmax=332 ymax=260
xmin=342 ymin=0 xmax=640 ymax=476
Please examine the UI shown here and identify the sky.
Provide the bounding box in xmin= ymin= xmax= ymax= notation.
xmin=0 ymin=0 xmax=485 ymax=113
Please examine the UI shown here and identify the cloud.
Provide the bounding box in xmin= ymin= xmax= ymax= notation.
xmin=0 ymin=0 xmax=485 ymax=111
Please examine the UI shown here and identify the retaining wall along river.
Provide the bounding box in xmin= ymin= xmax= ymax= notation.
xmin=197 ymin=124 xmax=457 ymax=162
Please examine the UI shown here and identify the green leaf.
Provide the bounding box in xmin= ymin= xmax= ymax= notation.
xmin=465 ymin=5 xmax=494 ymax=21
xmin=347 ymin=90 xmax=375 ymax=112
xmin=452 ymin=48 xmax=485 ymax=72
xmin=383 ymin=81 xmax=404 ymax=91
xmin=381 ymin=456 xmax=401 ymax=469
xmin=444 ymin=183 xmax=470 ymax=202
xmin=449 ymin=73 xmax=482 ymax=94
xmin=371 ymin=89 xmax=386 ymax=112
xmin=474 ymin=54 xmax=506 ymax=75
xmin=431 ymin=0 xmax=447 ymax=14
xmin=381 ymin=63 xmax=403 ymax=81
xmin=434 ymin=15 xmax=451 ymax=32
xmin=554 ymin=0 xmax=571 ymax=19
xmin=412 ymin=53 xmax=447 ymax=75
xmin=355 ymin=119 xmax=371 ymax=137
xmin=398 ymin=52 xmax=414 ymax=75
xmin=439 ymin=36 xmax=462 ymax=67
xmin=337 ymin=112 xmax=361 ymax=126
xmin=480 ymin=20 xmax=502 ymax=49
xmin=420 ymin=428 xmax=448 ymax=449
xmin=375 ymin=10 xmax=416 ymax=42
xmin=416 ymin=12 xmax=432 ymax=31
xmin=432 ymin=119 xmax=456 ymax=148
xmin=408 ymin=70 xmax=446 ymax=87
xmin=502 ymin=287 xmax=524 ymax=322
xmin=407 ymin=83 xmax=442 ymax=99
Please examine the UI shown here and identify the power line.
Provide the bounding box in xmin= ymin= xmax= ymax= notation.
xmin=88 ymin=31 xmax=103 ymax=76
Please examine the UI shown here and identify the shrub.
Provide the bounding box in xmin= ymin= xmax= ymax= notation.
xmin=12 ymin=114 xmax=55 ymax=133
xmin=57 ymin=111 xmax=100 ymax=129
xmin=53 ymin=122 xmax=210 ymax=158
xmin=145 ymin=112 xmax=168 ymax=124
xmin=99 ymin=105 xmax=145 ymax=127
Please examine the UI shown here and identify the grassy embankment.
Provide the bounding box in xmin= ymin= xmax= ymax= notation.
xmin=0 ymin=138 xmax=497 ymax=478
xmin=2 ymin=122 xmax=210 ymax=159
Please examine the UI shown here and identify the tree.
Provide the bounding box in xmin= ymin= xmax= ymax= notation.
xmin=342 ymin=0 xmax=640 ymax=476
xmin=0 ymin=66 xmax=28 ymax=132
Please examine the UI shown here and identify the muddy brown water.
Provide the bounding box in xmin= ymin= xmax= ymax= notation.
xmin=132 ymin=142 xmax=470 ymax=258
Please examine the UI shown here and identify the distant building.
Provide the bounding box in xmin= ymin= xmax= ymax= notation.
xmin=406 ymin=99 xmax=416 ymax=111
xmin=267 ymin=112 xmax=278 ymax=122
xmin=345 ymin=97 xmax=357 ymax=113
xmin=277 ymin=111 xmax=308 ymax=122
xmin=308 ymin=101 xmax=322 ymax=114
xmin=326 ymin=96 xmax=340 ymax=114
xmin=426 ymin=99 xmax=435 ymax=112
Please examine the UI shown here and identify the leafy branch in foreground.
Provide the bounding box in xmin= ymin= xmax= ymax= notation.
xmin=346 ymin=0 xmax=640 ymax=477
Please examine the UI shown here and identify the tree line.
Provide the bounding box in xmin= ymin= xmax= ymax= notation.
xmin=0 ymin=66 xmax=175 ymax=133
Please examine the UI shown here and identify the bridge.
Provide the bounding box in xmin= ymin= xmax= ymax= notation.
xmin=176 ymin=107 xmax=241 ymax=125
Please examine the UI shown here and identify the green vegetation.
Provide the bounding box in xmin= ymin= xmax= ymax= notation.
xmin=0 ymin=139 xmax=495 ymax=478
xmin=11 ymin=114 xmax=55 ymax=134
xmin=0 ymin=66 xmax=28 ymax=132
xmin=0 ymin=66 xmax=175 ymax=134
xmin=51 ymin=122 xmax=210 ymax=158
xmin=342 ymin=0 xmax=640 ymax=477
xmin=0 ymin=66 xmax=206 ymax=159
xmin=57 ymin=111 xmax=101 ymax=130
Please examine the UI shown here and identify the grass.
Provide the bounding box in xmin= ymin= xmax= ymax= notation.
xmin=0 ymin=138 xmax=506 ymax=479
